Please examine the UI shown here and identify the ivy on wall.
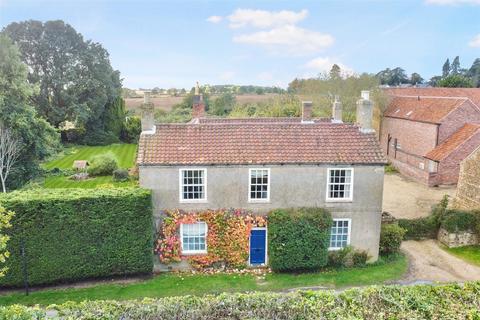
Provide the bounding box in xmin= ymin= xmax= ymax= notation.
xmin=155 ymin=209 xmax=266 ymax=269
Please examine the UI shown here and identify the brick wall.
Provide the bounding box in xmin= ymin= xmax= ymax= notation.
xmin=438 ymin=101 xmax=480 ymax=144
xmin=435 ymin=132 xmax=480 ymax=185
xmin=380 ymin=117 xmax=437 ymax=183
xmin=453 ymin=146 xmax=480 ymax=210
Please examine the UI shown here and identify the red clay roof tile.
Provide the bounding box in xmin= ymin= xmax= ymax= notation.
xmin=424 ymin=123 xmax=480 ymax=161
xmin=137 ymin=119 xmax=387 ymax=166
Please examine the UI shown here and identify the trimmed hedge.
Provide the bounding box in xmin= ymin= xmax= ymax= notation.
xmin=441 ymin=210 xmax=479 ymax=233
xmin=0 ymin=188 xmax=153 ymax=287
xmin=398 ymin=216 xmax=439 ymax=240
xmin=4 ymin=282 xmax=480 ymax=319
xmin=268 ymin=207 xmax=332 ymax=272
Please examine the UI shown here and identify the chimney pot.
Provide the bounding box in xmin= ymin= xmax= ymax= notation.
xmin=301 ymin=101 xmax=313 ymax=123
xmin=141 ymin=92 xmax=155 ymax=134
xmin=356 ymin=91 xmax=374 ymax=133
xmin=361 ymin=90 xmax=370 ymax=100
xmin=192 ymin=82 xmax=205 ymax=119
xmin=332 ymin=95 xmax=343 ymax=123
xmin=144 ymin=91 xmax=151 ymax=104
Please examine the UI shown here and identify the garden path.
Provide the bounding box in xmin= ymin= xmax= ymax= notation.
xmin=399 ymin=240 xmax=480 ymax=283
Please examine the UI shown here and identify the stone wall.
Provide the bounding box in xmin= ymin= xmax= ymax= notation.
xmin=438 ymin=228 xmax=478 ymax=248
xmin=453 ymin=146 xmax=480 ymax=210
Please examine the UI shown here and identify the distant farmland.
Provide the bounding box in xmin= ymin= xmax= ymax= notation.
xmin=125 ymin=94 xmax=280 ymax=113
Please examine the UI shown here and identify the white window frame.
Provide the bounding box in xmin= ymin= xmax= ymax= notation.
xmin=326 ymin=168 xmax=354 ymax=202
xmin=180 ymin=222 xmax=208 ymax=255
xmin=248 ymin=227 xmax=268 ymax=266
xmin=248 ymin=168 xmax=271 ymax=203
xmin=179 ymin=168 xmax=207 ymax=203
xmin=329 ymin=218 xmax=352 ymax=251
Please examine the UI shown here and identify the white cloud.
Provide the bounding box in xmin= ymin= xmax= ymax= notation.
xmin=206 ymin=15 xmax=223 ymax=23
xmin=233 ymin=25 xmax=334 ymax=55
xmin=257 ymin=72 xmax=273 ymax=81
xmin=469 ymin=34 xmax=480 ymax=47
xmin=304 ymin=57 xmax=353 ymax=76
xmin=227 ymin=9 xmax=308 ymax=29
xmin=425 ymin=0 xmax=480 ymax=5
xmin=219 ymin=71 xmax=236 ymax=81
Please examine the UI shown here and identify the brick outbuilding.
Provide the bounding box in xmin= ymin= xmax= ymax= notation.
xmin=380 ymin=88 xmax=480 ymax=186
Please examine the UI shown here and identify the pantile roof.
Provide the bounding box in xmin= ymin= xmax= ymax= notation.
xmin=137 ymin=119 xmax=387 ymax=166
xmin=384 ymin=96 xmax=470 ymax=124
xmin=424 ymin=123 xmax=480 ymax=161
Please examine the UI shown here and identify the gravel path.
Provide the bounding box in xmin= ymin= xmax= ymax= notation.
xmin=383 ymin=174 xmax=455 ymax=219
xmin=400 ymin=240 xmax=480 ymax=283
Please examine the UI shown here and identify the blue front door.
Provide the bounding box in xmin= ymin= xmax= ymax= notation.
xmin=250 ymin=229 xmax=266 ymax=265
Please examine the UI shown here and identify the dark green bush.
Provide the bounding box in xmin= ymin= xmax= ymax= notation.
xmin=60 ymin=127 xmax=86 ymax=144
xmin=82 ymin=130 xmax=120 ymax=146
xmin=0 ymin=188 xmax=153 ymax=287
xmin=398 ymin=216 xmax=439 ymax=240
xmin=441 ymin=210 xmax=479 ymax=233
xmin=268 ymin=207 xmax=332 ymax=272
xmin=379 ymin=223 xmax=406 ymax=255
xmin=113 ymin=169 xmax=130 ymax=182
xmin=121 ymin=116 xmax=142 ymax=143
xmin=10 ymin=282 xmax=480 ymax=319
xmin=327 ymin=246 xmax=369 ymax=268
xmin=88 ymin=153 xmax=119 ymax=176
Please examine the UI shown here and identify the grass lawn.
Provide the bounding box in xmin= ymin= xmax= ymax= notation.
xmin=44 ymin=144 xmax=137 ymax=170
xmin=444 ymin=245 xmax=480 ymax=266
xmin=42 ymin=144 xmax=137 ymax=188
xmin=0 ymin=255 xmax=407 ymax=306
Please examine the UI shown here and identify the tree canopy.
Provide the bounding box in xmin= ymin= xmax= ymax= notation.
xmin=2 ymin=20 xmax=123 ymax=139
xmin=0 ymin=35 xmax=60 ymax=190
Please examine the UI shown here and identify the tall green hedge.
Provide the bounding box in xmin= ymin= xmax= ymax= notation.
xmin=268 ymin=207 xmax=332 ymax=272
xmin=0 ymin=188 xmax=153 ymax=287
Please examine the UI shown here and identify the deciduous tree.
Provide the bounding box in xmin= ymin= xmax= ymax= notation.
xmin=0 ymin=35 xmax=59 ymax=189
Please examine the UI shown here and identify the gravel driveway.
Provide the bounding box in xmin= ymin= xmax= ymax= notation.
xmin=383 ymin=173 xmax=456 ymax=219
xmin=400 ymin=240 xmax=480 ymax=283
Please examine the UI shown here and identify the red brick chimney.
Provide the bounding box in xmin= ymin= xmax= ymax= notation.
xmin=302 ymin=101 xmax=313 ymax=123
xmin=192 ymin=82 xmax=205 ymax=119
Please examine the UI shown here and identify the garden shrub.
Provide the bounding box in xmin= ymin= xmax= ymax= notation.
xmin=7 ymin=282 xmax=480 ymax=319
xmin=379 ymin=223 xmax=406 ymax=255
xmin=398 ymin=216 xmax=439 ymax=240
xmin=113 ymin=169 xmax=129 ymax=182
xmin=327 ymin=246 xmax=368 ymax=268
xmin=121 ymin=116 xmax=142 ymax=143
xmin=0 ymin=188 xmax=152 ymax=287
xmin=268 ymin=207 xmax=332 ymax=272
xmin=87 ymin=153 xmax=119 ymax=176
xmin=441 ymin=210 xmax=479 ymax=233
xmin=396 ymin=195 xmax=449 ymax=240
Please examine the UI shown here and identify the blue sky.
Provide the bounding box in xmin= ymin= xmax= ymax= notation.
xmin=1 ymin=0 xmax=480 ymax=89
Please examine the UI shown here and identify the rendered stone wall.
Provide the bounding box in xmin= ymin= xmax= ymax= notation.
xmin=453 ymin=147 xmax=480 ymax=210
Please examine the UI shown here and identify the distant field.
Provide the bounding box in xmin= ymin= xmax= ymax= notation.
xmin=125 ymin=94 xmax=280 ymax=113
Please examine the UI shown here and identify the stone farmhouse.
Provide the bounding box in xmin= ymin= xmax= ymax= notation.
xmin=381 ymin=88 xmax=480 ymax=186
xmin=137 ymin=89 xmax=387 ymax=262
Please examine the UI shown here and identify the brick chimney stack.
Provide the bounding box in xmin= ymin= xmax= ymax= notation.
xmin=192 ymin=81 xmax=205 ymax=119
xmin=141 ymin=91 xmax=155 ymax=133
xmin=301 ymin=101 xmax=313 ymax=123
xmin=332 ymin=95 xmax=342 ymax=123
xmin=356 ymin=90 xmax=374 ymax=133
